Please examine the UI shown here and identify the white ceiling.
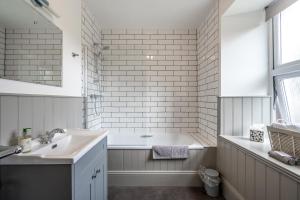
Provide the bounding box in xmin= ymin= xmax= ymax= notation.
xmin=225 ymin=0 xmax=275 ymax=16
xmin=86 ymin=0 xmax=216 ymax=29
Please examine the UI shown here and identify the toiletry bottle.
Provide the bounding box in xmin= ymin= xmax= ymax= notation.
xmin=19 ymin=128 xmax=32 ymax=153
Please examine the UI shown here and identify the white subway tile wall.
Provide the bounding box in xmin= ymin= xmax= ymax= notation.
xmin=81 ymin=1 xmax=221 ymax=140
xmin=81 ymin=0 xmax=102 ymax=130
xmin=3 ymin=28 xmax=62 ymax=86
xmin=101 ymin=29 xmax=199 ymax=134
xmin=0 ymin=27 xmax=4 ymax=76
xmin=196 ymin=2 xmax=219 ymax=141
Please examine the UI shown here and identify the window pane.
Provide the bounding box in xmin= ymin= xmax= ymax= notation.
xmin=281 ymin=1 xmax=300 ymax=64
xmin=282 ymin=76 xmax=300 ymax=125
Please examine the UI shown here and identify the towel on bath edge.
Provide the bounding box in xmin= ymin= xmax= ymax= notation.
xmin=152 ymin=145 xmax=189 ymax=160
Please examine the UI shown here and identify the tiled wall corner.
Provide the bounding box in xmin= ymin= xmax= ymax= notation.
xmin=101 ymin=29 xmax=198 ymax=134
xmin=81 ymin=0 xmax=102 ymax=130
xmin=3 ymin=28 xmax=62 ymax=86
xmin=196 ymin=1 xmax=220 ymax=141
xmin=0 ymin=27 xmax=4 ymax=77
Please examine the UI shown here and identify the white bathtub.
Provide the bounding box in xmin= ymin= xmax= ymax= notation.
xmin=107 ymin=132 xmax=203 ymax=150
xmin=107 ymin=132 xmax=215 ymax=187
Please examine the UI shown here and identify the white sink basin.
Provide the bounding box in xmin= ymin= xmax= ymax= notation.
xmin=0 ymin=129 xmax=108 ymax=165
xmin=24 ymin=134 xmax=98 ymax=157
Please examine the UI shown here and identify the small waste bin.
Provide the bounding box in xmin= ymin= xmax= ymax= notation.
xmin=199 ymin=167 xmax=221 ymax=197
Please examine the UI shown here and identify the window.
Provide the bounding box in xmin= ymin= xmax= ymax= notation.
xmin=273 ymin=1 xmax=300 ymax=125
xmin=275 ymin=75 xmax=300 ymax=125
xmin=280 ymin=1 xmax=300 ymax=65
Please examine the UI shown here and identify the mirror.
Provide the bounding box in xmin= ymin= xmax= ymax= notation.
xmin=0 ymin=0 xmax=63 ymax=87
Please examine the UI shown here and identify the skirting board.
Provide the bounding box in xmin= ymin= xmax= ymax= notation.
xmin=222 ymin=177 xmax=245 ymax=200
xmin=108 ymin=171 xmax=202 ymax=187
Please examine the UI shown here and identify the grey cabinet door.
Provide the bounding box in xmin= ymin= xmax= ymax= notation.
xmin=103 ymin=147 xmax=108 ymax=200
xmin=74 ymin=138 xmax=107 ymax=200
xmin=95 ymin=162 xmax=105 ymax=200
xmin=95 ymin=138 xmax=107 ymax=200
xmin=75 ymin=142 xmax=102 ymax=200
xmin=100 ymin=138 xmax=107 ymax=200
xmin=75 ymin=161 xmax=95 ymax=200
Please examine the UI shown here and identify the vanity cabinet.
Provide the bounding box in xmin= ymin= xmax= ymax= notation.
xmin=74 ymin=137 xmax=107 ymax=200
xmin=0 ymin=137 xmax=107 ymax=200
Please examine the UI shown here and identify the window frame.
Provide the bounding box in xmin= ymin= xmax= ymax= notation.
xmin=273 ymin=14 xmax=300 ymax=72
xmin=272 ymin=11 xmax=300 ymax=124
xmin=274 ymin=72 xmax=300 ymax=123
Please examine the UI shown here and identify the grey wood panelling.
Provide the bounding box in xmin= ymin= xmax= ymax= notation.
xmin=219 ymin=97 xmax=271 ymax=136
xmin=216 ymin=139 xmax=224 ymax=174
xmin=298 ymin=183 xmax=300 ymax=199
xmin=266 ymin=166 xmax=280 ymax=200
xmin=19 ymin=97 xmax=33 ymax=132
xmin=280 ymin=175 xmax=297 ymax=200
xmin=255 ymin=161 xmax=266 ymax=200
xmin=224 ymin=141 xmax=231 ymax=178
xmin=44 ymin=98 xmax=54 ymax=131
xmin=108 ymin=150 xmax=124 ymax=171
xmin=108 ymin=148 xmax=216 ymax=171
xmin=218 ymin=137 xmax=300 ymax=200
xmin=245 ymin=155 xmax=255 ymax=200
xmin=53 ymin=98 xmax=67 ymax=129
xmin=237 ymin=151 xmax=246 ymax=197
xmin=0 ymin=97 xmax=19 ymax=146
xmin=231 ymin=146 xmax=238 ymax=188
xmin=0 ymin=95 xmax=83 ymax=145
xmin=33 ymin=97 xmax=44 ymax=136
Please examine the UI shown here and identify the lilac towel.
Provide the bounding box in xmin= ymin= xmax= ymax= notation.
xmin=268 ymin=150 xmax=299 ymax=165
xmin=152 ymin=145 xmax=189 ymax=160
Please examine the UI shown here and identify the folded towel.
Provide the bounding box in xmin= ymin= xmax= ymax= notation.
xmin=268 ymin=150 xmax=300 ymax=165
xmin=152 ymin=145 xmax=189 ymax=160
xmin=271 ymin=122 xmax=287 ymax=129
xmin=271 ymin=122 xmax=300 ymax=133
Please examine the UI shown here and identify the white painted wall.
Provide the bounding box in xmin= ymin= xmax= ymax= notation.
xmin=0 ymin=0 xmax=82 ymax=97
xmin=221 ymin=10 xmax=269 ymax=96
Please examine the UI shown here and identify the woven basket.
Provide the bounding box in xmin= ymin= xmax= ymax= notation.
xmin=267 ymin=126 xmax=300 ymax=157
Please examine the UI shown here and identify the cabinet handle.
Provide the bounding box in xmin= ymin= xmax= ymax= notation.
xmin=96 ymin=169 xmax=101 ymax=174
xmin=92 ymin=174 xmax=96 ymax=179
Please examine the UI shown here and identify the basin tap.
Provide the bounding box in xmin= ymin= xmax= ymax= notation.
xmin=38 ymin=128 xmax=65 ymax=144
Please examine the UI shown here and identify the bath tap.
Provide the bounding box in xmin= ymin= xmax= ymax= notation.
xmin=38 ymin=128 xmax=65 ymax=144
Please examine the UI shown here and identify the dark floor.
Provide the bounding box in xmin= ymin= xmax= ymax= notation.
xmin=108 ymin=187 xmax=225 ymax=200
